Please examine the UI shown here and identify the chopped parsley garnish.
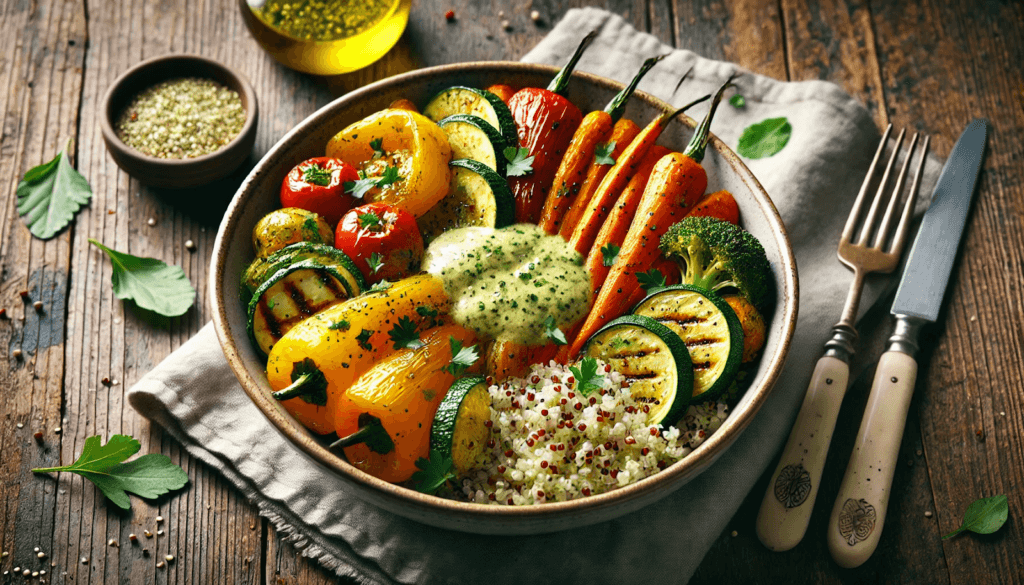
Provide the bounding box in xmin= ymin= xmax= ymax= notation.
xmin=358 ymin=211 xmax=383 ymax=230
xmin=444 ymin=336 xmax=479 ymax=376
xmin=369 ymin=280 xmax=392 ymax=293
xmin=411 ymin=449 xmax=456 ymax=494
xmin=415 ymin=306 xmax=438 ymax=319
xmin=503 ymin=146 xmax=535 ymax=177
xmin=369 ymin=137 xmax=385 ymax=159
xmin=594 ymin=141 xmax=617 ymax=165
xmin=729 ymin=94 xmax=746 ymax=108
xmin=367 ymin=252 xmax=384 ymax=274
xmin=327 ymin=319 xmax=350 ymax=331
xmin=388 ymin=315 xmax=424 ymax=350
xmin=543 ymin=315 xmax=567 ymax=346
xmin=569 ymin=357 xmax=606 ymax=397
xmin=637 ymin=268 xmax=667 ymax=292
xmin=301 ymin=164 xmax=332 ymax=186
xmin=355 ymin=328 xmax=374 ymax=351
xmin=600 ymin=243 xmax=620 ymax=267
xmin=344 ymin=165 xmax=403 ymax=199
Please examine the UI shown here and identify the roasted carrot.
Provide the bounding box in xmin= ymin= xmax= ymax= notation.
xmin=686 ymin=189 xmax=740 ymax=224
xmin=485 ymin=84 xmax=517 ymax=103
xmin=388 ymin=98 xmax=419 ymax=112
xmin=538 ymin=56 xmax=664 ymax=235
xmin=582 ymin=144 xmax=671 ymax=295
xmin=506 ymin=31 xmax=597 ymax=224
xmin=565 ymin=94 xmax=710 ymax=254
xmin=567 ymin=76 xmax=737 ymax=358
xmin=485 ymin=338 xmax=532 ymax=381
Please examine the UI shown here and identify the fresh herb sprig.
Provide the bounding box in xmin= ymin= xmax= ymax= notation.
xmin=367 ymin=252 xmax=384 ymax=275
xmin=543 ymin=315 xmax=567 ymax=345
xmin=594 ymin=141 xmax=617 ymax=165
xmin=942 ymin=495 xmax=1008 ymax=539
xmin=504 ymin=146 xmax=535 ymax=177
xmin=411 ymin=449 xmax=456 ymax=494
xmin=637 ymin=268 xmax=667 ymax=292
xmin=445 ymin=336 xmax=479 ymax=376
xmin=569 ymin=357 xmax=606 ymax=397
xmin=388 ymin=315 xmax=424 ymax=350
xmin=601 ymin=243 xmax=620 ymax=267
xmin=344 ymin=165 xmax=403 ymax=199
xmin=89 ymin=239 xmax=196 ymax=317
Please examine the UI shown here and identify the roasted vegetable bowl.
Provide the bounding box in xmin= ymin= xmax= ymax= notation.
xmin=211 ymin=60 xmax=797 ymax=535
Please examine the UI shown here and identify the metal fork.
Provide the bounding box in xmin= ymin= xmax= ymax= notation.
xmin=755 ymin=125 xmax=930 ymax=551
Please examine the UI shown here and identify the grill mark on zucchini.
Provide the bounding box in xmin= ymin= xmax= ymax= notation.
xmin=257 ymin=299 xmax=284 ymax=339
xmin=656 ymin=315 xmax=708 ymax=327
xmin=285 ymin=280 xmax=313 ymax=315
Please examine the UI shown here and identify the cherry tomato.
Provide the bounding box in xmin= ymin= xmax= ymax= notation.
xmin=280 ymin=157 xmax=360 ymax=226
xmin=335 ymin=203 xmax=424 ymax=284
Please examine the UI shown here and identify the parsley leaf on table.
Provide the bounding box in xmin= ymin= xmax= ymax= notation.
xmin=543 ymin=315 xmax=567 ymax=346
xmin=16 ymin=142 xmax=93 ymax=240
xmin=942 ymin=495 xmax=1008 ymax=539
xmin=411 ymin=449 xmax=456 ymax=494
xmin=89 ymin=239 xmax=195 ymax=317
xmin=445 ymin=336 xmax=479 ymax=376
xmin=388 ymin=315 xmax=424 ymax=350
xmin=32 ymin=434 xmax=188 ymax=510
xmin=637 ymin=268 xmax=667 ymax=292
xmin=601 ymin=243 xmax=620 ymax=267
xmin=503 ymin=146 xmax=535 ymax=177
xmin=737 ymin=117 xmax=792 ymax=159
xmin=594 ymin=141 xmax=617 ymax=165
xmin=569 ymin=357 xmax=606 ymax=397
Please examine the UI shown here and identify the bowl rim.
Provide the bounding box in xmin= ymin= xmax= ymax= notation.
xmin=210 ymin=60 xmax=799 ymax=522
xmin=99 ymin=53 xmax=259 ymax=168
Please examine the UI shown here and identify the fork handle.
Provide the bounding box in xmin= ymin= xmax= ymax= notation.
xmin=756 ymin=355 xmax=850 ymax=551
xmin=827 ymin=350 xmax=918 ymax=568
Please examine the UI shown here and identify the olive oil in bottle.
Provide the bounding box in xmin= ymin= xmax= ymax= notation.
xmin=240 ymin=0 xmax=411 ymax=75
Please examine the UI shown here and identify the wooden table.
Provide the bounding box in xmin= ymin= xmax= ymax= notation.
xmin=1 ymin=0 xmax=1020 ymax=583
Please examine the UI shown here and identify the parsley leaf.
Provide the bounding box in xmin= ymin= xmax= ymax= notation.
xmin=543 ymin=315 xmax=567 ymax=346
xmin=737 ymin=117 xmax=792 ymax=159
xmin=328 ymin=319 xmax=351 ymax=331
xmin=301 ymin=164 xmax=332 ymax=186
xmin=344 ymin=165 xmax=403 ymax=199
xmin=355 ymin=329 xmax=374 ymax=351
xmin=503 ymin=146 xmax=535 ymax=177
xmin=416 ymin=305 xmax=440 ymax=327
xmin=569 ymin=357 xmax=606 ymax=397
xmin=358 ymin=211 xmax=383 ymax=230
xmin=367 ymin=252 xmax=384 ymax=274
xmin=729 ymin=94 xmax=746 ymax=108
xmin=601 ymin=243 xmax=621 ymax=267
xmin=16 ymin=141 xmax=93 ymax=240
xmin=377 ymin=165 xmax=402 ymax=188
xmin=369 ymin=137 xmax=385 ymax=159
xmin=411 ymin=449 xmax=456 ymax=494
xmin=369 ymin=279 xmax=392 ymax=293
xmin=637 ymin=268 xmax=667 ymax=292
xmin=32 ymin=434 xmax=188 ymax=510
xmin=388 ymin=315 xmax=424 ymax=350
xmin=594 ymin=141 xmax=617 ymax=165
xmin=942 ymin=495 xmax=1008 ymax=539
xmin=445 ymin=336 xmax=479 ymax=376
xmin=89 ymin=239 xmax=195 ymax=317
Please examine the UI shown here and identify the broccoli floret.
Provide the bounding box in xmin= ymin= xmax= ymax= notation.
xmin=659 ymin=216 xmax=772 ymax=311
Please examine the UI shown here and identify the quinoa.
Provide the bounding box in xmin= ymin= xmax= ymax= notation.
xmin=449 ymin=360 xmax=730 ymax=505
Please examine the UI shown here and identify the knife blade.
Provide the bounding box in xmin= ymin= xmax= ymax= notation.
xmin=827 ymin=118 xmax=988 ymax=569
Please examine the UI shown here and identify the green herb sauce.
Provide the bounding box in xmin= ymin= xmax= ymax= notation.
xmin=422 ymin=224 xmax=592 ymax=345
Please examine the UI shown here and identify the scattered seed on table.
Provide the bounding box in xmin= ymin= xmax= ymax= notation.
xmin=1 ymin=550 xmax=7 ymax=557
xmin=925 ymin=511 xmax=934 ymax=518
xmin=33 ymin=301 xmax=43 ymax=312
xmin=40 ymin=570 xmax=46 ymax=575
xmin=13 ymin=349 xmax=22 ymax=359
xmin=37 ymin=552 xmax=45 ymax=559
xmin=165 ymin=555 xmax=174 ymax=562
xmin=81 ymin=558 xmax=88 ymax=565
xmin=157 ymin=530 xmax=164 ymax=536
xmin=444 ymin=9 xmax=454 ymax=21
xmin=530 ymin=10 xmax=540 ymax=21
xmin=13 ymin=567 xmax=19 ymax=572
xmin=32 ymin=571 xmax=38 ymax=577
xmin=34 ymin=431 xmax=44 ymax=443
xmin=53 ymin=427 xmax=61 ymax=434
xmin=108 ymin=539 xmax=118 ymax=547
xmin=19 ymin=290 xmax=29 ymax=299
xmin=0 ymin=308 xmax=6 ymax=318
xmin=102 ymin=377 xmax=111 ymax=385
xmin=129 ymin=533 xmax=138 ymax=543
xmin=156 ymin=562 xmax=165 ymax=569
xmin=23 ymin=570 xmax=31 ymax=576
xmin=501 ymin=20 xmax=511 ymax=31
xmin=730 ymin=530 xmax=738 ymax=537
xmin=142 ymin=549 xmax=149 ymax=556
xmin=185 ymin=239 xmax=196 ymax=252
xmin=34 ymin=547 xmax=40 ymax=552
xmin=147 ymin=217 xmax=157 ymax=226
xmin=144 ymin=530 xmax=153 ymax=538
xmin=156 ymin=515 xmax=164 ymax=523
xmin=16 ymin=423 xmax=23 ymax=429
xmin=498 ymin=10 xmax=504 ymax=17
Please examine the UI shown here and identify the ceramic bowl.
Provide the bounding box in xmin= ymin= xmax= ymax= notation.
xmin=100 ymin=54 xmax=258 ymax=189
xmin=210 ymin=62 xmax=798 ymax=535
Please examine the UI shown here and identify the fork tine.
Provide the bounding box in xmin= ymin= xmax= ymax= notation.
xmin=856 ymin=128 xmax=906 ymax=246
xmin=872 ymin=132 xmax=920 ymax=249
xmin=888 ymin=135 xmax=931 ymax=255
xmin=841 ymin=124 xmax=893 ymax=243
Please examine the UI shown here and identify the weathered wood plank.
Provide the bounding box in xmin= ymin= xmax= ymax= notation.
xmin=671 ymin=0 xmax=787 ymax=79
xmin=0 ymin=0 xmax=85 ymax=576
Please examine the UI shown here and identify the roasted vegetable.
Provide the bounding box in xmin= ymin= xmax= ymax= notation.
xmin=279 ymin=157 xmax=360 ymax=226
xmin=241 ymin=242 xmax=365 ymax=305
xmin=724 ymin=294 xmax=766 ymax=362
xmin=686 ymin=189 xmax=740 ymax=225
xmin=252 ymin=207 xmax=334 ymax=258
xmin=334 ymin=202 xmax=424 ymax=285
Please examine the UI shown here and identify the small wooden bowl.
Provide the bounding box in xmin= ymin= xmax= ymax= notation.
xmin=100 ymin=54 xmax=258 ymax=189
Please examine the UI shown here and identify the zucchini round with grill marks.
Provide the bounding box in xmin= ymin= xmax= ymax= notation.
xmin=583 ymin=315 xmax=693 ymax=426
xmin=247 ymin=259 xmax=353 ymax=355
xmin=423 ymin=86 xmax=517 ymax=141
xmin=632 ymin=284 xmax=743 ymax=403
xmin=438 ymin=114 xmax=508 ymax=176
xmin=417 ymin=159 xmax=516 ymax=242
xmin=430 ymin=376 xmax=492 ymax=474
xmin=241 ymin=242 xmax=365 ymax=304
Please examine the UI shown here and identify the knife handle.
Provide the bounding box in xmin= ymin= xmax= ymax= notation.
xmin=827 ymin=350 xmax=918 ymax=568
xmin=756 ymin=355 xmax=850 ymax=551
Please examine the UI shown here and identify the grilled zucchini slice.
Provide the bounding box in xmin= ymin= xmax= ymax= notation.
xmin=247 ymin=259 xmax=352 ymax=356
xmin=583 ymin=315 xmax=693 ymax=426
xmin=632 ymin=285 xmax=743 ymax=403
xmin=430 ymin=376 xmax=492 ymax=474
xmin=438 ymin=114 xmax=508 ymax=176
xmin=417 ymin=159 xmax=516 ymax=243
xmin=423 ymin=86 xmax=517 ymax=141
xmin=240 ymin=242 xmax=365 ymax=304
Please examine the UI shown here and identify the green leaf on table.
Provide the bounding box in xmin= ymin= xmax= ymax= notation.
xmin=737 ymin=117 xmax=792 ymax=159
xmin=942 ymin=494 xmax=1008 ymax=539
xmin=388 ymin=315 xmax=424 ymax=350
xmin=16 ymin=142 xmax=93 ymax=239
xmin=729 ymin=94 xmax=746 ymax=108
xmin=569 ymin=357 xmax=606 ymax=397
xmin=543 ymin=315 xmax=567 ymax=346
xmin=504 ymin=146 xmax=535 ymax=177
xmin=32 ymin=434 xmax=188 ymax=510
xmin=89 ymin=239 xmax=195 ymax=317
xmin=594 ymin=141 xmax=617 ymax=165
xmin=411 ymin=449 xmax=456 ymax=494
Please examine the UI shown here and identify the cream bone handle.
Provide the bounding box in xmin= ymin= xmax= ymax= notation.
xmin=827 ymin=349 xmax=918 ymax=568
xmin=756 ymin=355 xmax=850 ymax=551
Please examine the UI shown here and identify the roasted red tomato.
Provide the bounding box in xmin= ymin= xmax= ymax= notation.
xmin=280 ymin=157 xmax=360 ymax=226
xmin=335 ymin=202 xmax=424 ymax=284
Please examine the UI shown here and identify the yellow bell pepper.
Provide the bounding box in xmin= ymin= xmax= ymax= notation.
xmin=325 ymin=109 xmax=452 ymax=218
xmin=266 ymin=274 xmax=452 ymax=434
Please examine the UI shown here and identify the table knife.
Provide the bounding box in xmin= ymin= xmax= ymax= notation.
xmin=827 ymin=118 xmax=989 ymax=568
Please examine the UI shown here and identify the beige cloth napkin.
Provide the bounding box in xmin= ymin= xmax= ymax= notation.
xmin=128 ymin=7 xmax=941 ymax=584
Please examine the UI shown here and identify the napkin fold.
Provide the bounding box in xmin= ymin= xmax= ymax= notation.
xmin=128 ymin=8 xmax=941 ymax=584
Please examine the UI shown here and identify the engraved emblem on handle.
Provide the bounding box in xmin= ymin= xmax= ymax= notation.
xmin=774 ymin=463 xmax=812 ymax=508
xmin=838 ymin=498 xmax=877 ymax=545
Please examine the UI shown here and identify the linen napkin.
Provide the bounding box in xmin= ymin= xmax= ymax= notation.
xmin=128 ymin=8 xmax=941 ymax=584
